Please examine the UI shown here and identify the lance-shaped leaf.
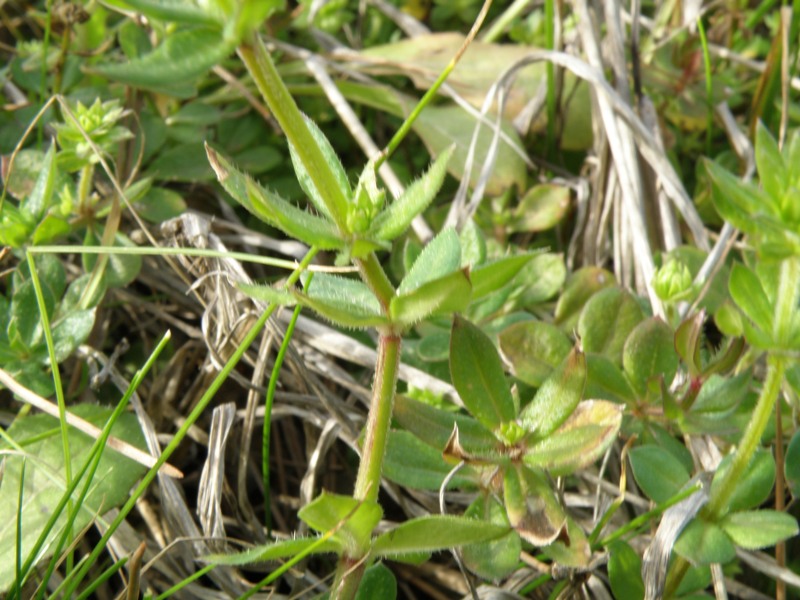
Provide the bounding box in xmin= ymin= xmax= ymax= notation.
xmin=755 ymin=121 xmax=787 ymax=204
xmin=470 ymin=253 xmax=537 ymax=300
xmin=370 ymin=146 xmax=454 ymax=241
xmin=236 ymin=282 xmax=296 ymax=307
xmin=297 ymin=273 xmax=388 ymax=329
xmin=523 ymin=400 xmax=622 ymax=476
xmin=204 ymin=536 xmax=340 ymax=565
xmin=393 ymin=395 xmax=498 ymax=454
xmin=22 ymin=143 xmax=58 ymax=221
xmin=729 ymin=263 xmax=774 ymax=335
xmin=390 ymin=268 xmax=471 ymax=326
xmin=383 ymin=430 xmax=477 ymax=491
xmin=675 ymin=311 xmax=705 ymax=377
xmin=706 ymin=159 xmax=773 ymax=235
xmin=450 ymin=316 xmax=516 ymax=431
xmin=372 ymin=515 xmax=509 ymax=557
xmin=288 ymin=115 xmax=351 ymax=223
xmin=103 ymin=0 xmax=221 ymax=26
xmin=298 ymin=491 xmax=382 ymax=554
xmin=519 ymin=346 xmax=586 ymax=438
xmin=91 ymin=29 xmax=235 ymax=92
xmin=398 ymin=228 xmax=461 ymax=295
xmin=206 ymin=145 xmax=343 ymax=249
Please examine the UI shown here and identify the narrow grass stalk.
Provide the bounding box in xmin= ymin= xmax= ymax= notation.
xmin=153 ymin=564 xmax=214 ymax=600
xmin=59 ymin=250 xmax=315 ymax=597
xmin=8 ymin=331 xmax=172 ymax=598
xmin=73 ymin=557 xmax=129 ymax=600
xmin=696 ymin=17 xmax=714 ymax=156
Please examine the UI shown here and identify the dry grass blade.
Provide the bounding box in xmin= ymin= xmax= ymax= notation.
xmin=0 ymin=367 xmax=183 ymax=478
xmin=197 ymin=403 xmax=236 ymax=551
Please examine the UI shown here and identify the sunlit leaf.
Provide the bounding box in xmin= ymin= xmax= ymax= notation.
xmin=721 ymin=510 xmax=798 ymax=550
xmin=372 ymin=516 xmax=508 ymax=557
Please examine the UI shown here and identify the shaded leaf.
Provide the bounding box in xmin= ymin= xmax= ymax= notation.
xmin=629 ymin=445 xmax=691 ymax=503
xmin=508 ymin=184 xmax=570 ymax=233
xmin=674 ymin=519 xmax=736 ymax=565
xmin=578 ymin=287 xmax=644 ymax=364
xmin=450 ymin=316 xmax=516 ymax=430
xmin=355 ymin=563 xmax=397 ymax=600
xmin=711 ymin=450 xmax=775 ymax=512
xmin=499 ymin=320 xmax=572 ymax=387
xmin=554 ymin=266 xmax=615 ymax=329
xmin=383 ymin=430 xmax=475 ymax=491
xmin=372 ymin=516 xmax=508 ymax=557
xmin=205 ymin=536 xmax=339 ymax=565
xmin=729 ymin=263 xmax=773 ymax=335
xmin=460 ymin=495 xmax=521 ymax=580
xmin=622 ymin=318 xmax=679 ymax=396
xmin=91 ymin=29 xmax=235 ymax=92
xmin=608 ymin=541 xmax=644 ymax=600
xmin=470 ymin=253 xmax=536 ymax=301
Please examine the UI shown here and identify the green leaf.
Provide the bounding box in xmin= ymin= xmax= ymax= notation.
xmin=50 ymin=309 xmax=96 ymax=363
xmin=674 ymin=519 xmax=736 ymax=565
xmin=622 ymin=318 xmax=679 ymax=397
xmin=236 ymin=282 xmax=296 ymax=306
xmin=372 ymin=515 xmax=509 ymax=557
xmin=508 ymin=183 xmax=570 ymax=232
xmin=398 ymin=228 xmax=461 ymax=295
xmin=519 ymin=346 xmax=586 ymax=438
xmin=499 ymin=320 xmax=572 ymax=387
xmin=22 ymin=143 xmax=58 ymax=221
xmin=523 ymin=400 xmax=622 ymax=476
xmin=9 ymin=279 xmax=53 ymax=350
xmin=298 ymin=492 xmax=382 ymax=554
xmin=103 ymin=0 xmax=220 ymax=26
xmin=755 ymin=121 xmax=786 ymax=205
xmin=206 ymin=145 xmax=344 ymax=249
xmin=0 ymin=406 xmax=147 ymax=594
xmin=205 ymin=536 xmax=340 ymax=565
xmin=460 ymin=495 xmax=521 ymax=580
xmin=706 ymin=159 xmax=772 ymax=235
xmin=371 ymin=146 xmax=454 ymax=241
xmin=674 ymin=312 xmax=705 ymax=377
xmin=91 ymin=29 xmax=235 ymax=93
xmin=511 ymin=252 xmax=566 ymax=306
xmin=510 ymin=468 xmax=569 ymax=547
xmin=629 ymin=445 xmax=691 ymax=503
xmin=729 ymin=263 xmax=773 ymax=335
xmin=577 ymin=287 xmax=644 ymax=364
xmin=554 ymin=266 xmax=616 ymax=329
xmin=82 ymin=230 xmax=142 ymax=289
xmin=691 ymin=372 xmax=751 ymax=415
xmin=785 ymin=429 xmax=800 ymax=497
xmin=31 ymin=215 xmax=70 ymax=245
xmin=459 ymin=219 xmax=486 ymax=267
xmin=355 ymin=563 xmax=397 ymax=600
xmin=287 ymin=115 xmax=351 ymax=223
xmin=470 ymin=253 xmax=536 ymax=301
xmin=300 ymin=274 xmax=387 ymax=329
xmin=383 ymin=430 xmax=475 ymax=491
xmin=608 ymin=541 xmax=644 ymax=600
xmin=585 ymin=354 xmax=635 ymax=403
xmin=393 ymin=395 xmax=497 ymax=454
xmin=450 ymin=316 xmax=516 ymax=431
xmin=135 ymin=187 xmax=187 ymax=223
xmin=711 ymin=450 xmax=775 ymax=512
xmin=721 ymin=510 xmax=798 ymax=550
xmin=391 ymin=269 xmax=471 ymax=326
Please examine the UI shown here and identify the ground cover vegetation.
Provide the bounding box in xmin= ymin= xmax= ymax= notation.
xmin=1 ymin=0 xmax=799 ymax=598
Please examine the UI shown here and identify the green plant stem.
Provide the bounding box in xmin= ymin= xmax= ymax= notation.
xmin=237 ymin=36 xmax=349 ymax=231
xmin=696 ymin=17 xmax=713 ymax=156
xmin=665 ymin=256 xmax=800 ymax=597
xmin=331 ymin=333 xmax=401 ymax=599
xmin=355 ymin=253 xmax=395 ymax=311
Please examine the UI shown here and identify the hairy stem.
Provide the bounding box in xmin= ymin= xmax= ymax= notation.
xmin=331 ymin=334 xmax=401 ymax=599
xmin=665 ymin=256 xmax=799 ymax=597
